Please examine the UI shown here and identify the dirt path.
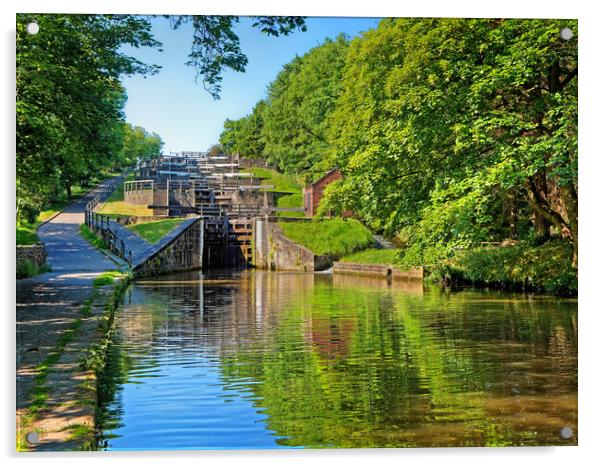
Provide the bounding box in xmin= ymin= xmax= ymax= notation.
xmin=16 ymin=178 xmax=124 ymax=451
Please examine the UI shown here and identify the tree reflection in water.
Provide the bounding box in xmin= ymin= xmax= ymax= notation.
xmin=98 ymin=270 xmax=577 ymax=450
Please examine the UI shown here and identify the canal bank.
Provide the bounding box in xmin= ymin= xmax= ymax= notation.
xmin=16 ymin=178 xmax=130 ymax=451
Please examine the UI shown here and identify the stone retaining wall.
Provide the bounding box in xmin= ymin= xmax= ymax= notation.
xmin=16 ymin=244 xmax=47 ymax=269
xmin=124 ymin=189 xmax=153 ymax=206
xmin=253 ymin=218 xmax=331 ymax=272
xmin=333 ymin=261 xmax=423 ymax=280
xmin=133 ymin=219 xmax=203 ymax=278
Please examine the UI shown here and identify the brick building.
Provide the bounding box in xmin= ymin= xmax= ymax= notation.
xmin=303 ymin=168 xmax=343 ymax=217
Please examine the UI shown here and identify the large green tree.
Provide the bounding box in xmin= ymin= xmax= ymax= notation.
xmin=322 ymin=18 xmax=577 ymax=265
xmin=16 ymin=14 xmax=160 ymax=219
xmin=119 ymin=123 xmax=163 ymax=167
xmin=220 ymin=100 xmax=267 ymax=157
xmin=261 ymin=35 xmax=349 ymax=178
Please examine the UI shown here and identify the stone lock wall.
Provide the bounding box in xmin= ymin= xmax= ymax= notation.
xmin=332 ymin=261 xmax=424 ymax=280
xmin=17 ymin=244 xmax=47 ymax=269
xmin=133 ymin=219 xmax=203 ymax=278
xmin=124 ymin=189 xmax=154 ymax=206
xmin=253 ymin=219 xmax=331 ymax=272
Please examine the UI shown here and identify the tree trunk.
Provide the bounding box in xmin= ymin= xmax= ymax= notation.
xmin=66 ymin=183 xmax=72 ymax=199
xmin=559 ymin=182 xmax=578 ymax=268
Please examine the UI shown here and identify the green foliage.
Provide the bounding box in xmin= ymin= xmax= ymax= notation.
xmin=339 ymin=248 xmax=401 ymax=265
xmin=170 ymin=16 xmax=306 ymax=99
xmin=127 ymin=218 xmax=186 ymax=244
xmin=220 ymin=35 xmax=349 ymax=179
xmin=246 ymin=167 xmax=302 ymax=193
xmin=118 ymin=123 xmax=163 ymax=167
xmin=228 ymin=18 xmax=578 ymax=277
xmin=16 ymin=14 xmax=161 ymax=222
xmin=16 ymin=223 xmax=40 ymax=245
xmin=261 ymin=35 xmax=350 ymax=178
xmin=325 ymin=18 xmax=577 ymax=260
xmin=80 ymin=224 xmax=110 ymax=251
xmin=220 ymin=101 xmax=267 ymax=157
xmin=434 ymin=240 xmax=577 ymax=295
xmin=278 ymin=218 xmax=374 ymax=257
xmin=93 ymin=270 xmax=127 ymax=287
xmin=16 ymin=259 xmax=50 ymax=279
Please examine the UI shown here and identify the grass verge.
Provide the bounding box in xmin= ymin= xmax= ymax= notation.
xmin=97 ymin=173 xmax=152 ymax=217
xmin=275 ymin=193 xmax=304 ymax=217
xmin=278 ymin=218 xmax=374 ymax=258
xmin=127 ymin=218 xmax=185 ymax=244
xmin=247 ymin=167 xmax=302 ymax=194
xmin=80 ymin=224 xmax=110 ymax=251
xmin=340 ymin=248 xmax=401 ymax=265
xmin=17 ymin=260 xmax=51 ymax=279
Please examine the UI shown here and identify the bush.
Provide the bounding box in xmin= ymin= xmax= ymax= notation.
xmin=17 ymin=259 xmax=50 ymax=279
xmin=439 ymin=240 xmax=577 ymax=296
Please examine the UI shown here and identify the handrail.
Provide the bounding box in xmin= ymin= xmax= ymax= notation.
xmin=84 ymin=170 xmax=134 ymax=267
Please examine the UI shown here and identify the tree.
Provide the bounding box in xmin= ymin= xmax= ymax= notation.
xmin=262 ymin=35 xmax=349 ymax=179
xmin=322 ymin=18 xmax=577 ymax=265
xmin=169 ymin=16 xmax=307 ymax=99
xmin=119 ymin=123 xmax=163 ymax=166
xmin=16 ymin=14 xmax=161 ymax=218
xmin=220 ymin=100 xmax=266 ymax=157
xmin=206 ymin=143 xmax=225 ymax=157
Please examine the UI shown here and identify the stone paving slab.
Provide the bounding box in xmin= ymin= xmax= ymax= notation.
xmin=16 ymin=176 xmax=123 ymax=452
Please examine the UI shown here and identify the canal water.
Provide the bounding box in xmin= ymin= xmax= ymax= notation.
xmin=97 ymin=270 xmax=577 ymax=450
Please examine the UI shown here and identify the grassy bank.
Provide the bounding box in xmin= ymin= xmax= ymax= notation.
xmin=340 ymin=248 xmax=401 ymax=265
xmin=430 ymin=240 xmax=577 ymax=296
xmin=127 ymin=218 xmax=185 ymax=243
xmin=275 ymin=193 xmax=304 ymax=217
xmin=278 ymin=218 xmax=374 ymax=258
xmin=247 ymin=167 xmax=302 ymax=194
xmin=97 ymin=172 xmax=153 ymax=217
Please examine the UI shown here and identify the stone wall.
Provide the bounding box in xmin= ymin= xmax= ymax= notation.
xmin=332 ymin=261 xmax=424 ymax=280
xmin=152 ymin=188 xmax=169 ymax=216
xmin=133 ymin=219 xmax=203 ymax=278
xmin=16 ymin=244 xmax=47 ymax=269
xmin=124 ymin=189 xmax=153 ymax=206
xmin=253 ymin=218 xmax=331 ymax=272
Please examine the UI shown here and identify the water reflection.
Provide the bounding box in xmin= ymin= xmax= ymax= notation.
xmin=98 ymin=270 xmax=577 ymax=450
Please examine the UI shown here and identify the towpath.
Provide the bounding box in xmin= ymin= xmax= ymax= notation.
xmin=16 ymin=177 xmax=123 ymax=451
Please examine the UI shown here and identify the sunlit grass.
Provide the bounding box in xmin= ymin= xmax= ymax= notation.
xmin=93 ymin=270 xmax=127 ymax=287
xmin=278 ymin=218 xmax=374 ymax=257
xmin=127 ymin=218 xmax=185 ymax=244
xmin=98 ymin=201 xmax=153 ymax=217
xmin=275 ymin=193 xmax=305 ymax=217
xmin=340 ymin=248 xmax=401 ymax=265
xmin=98 ymin=173 xmax=152 ymax=217
xmin=247 ymin=167 xmax=302 ymax=193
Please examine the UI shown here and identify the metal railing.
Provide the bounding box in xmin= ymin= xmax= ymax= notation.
xmin=86 ymin=211 xmax=133 ymax=266
xmin=84 ymin=172 xmax=133 ymax=267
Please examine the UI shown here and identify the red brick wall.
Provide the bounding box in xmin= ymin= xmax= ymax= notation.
xmin=304 ymin=169 xmax=342 ymax=216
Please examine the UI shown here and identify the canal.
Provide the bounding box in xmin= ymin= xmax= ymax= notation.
xmin=97 ymin=270 xmax=577 ymax=450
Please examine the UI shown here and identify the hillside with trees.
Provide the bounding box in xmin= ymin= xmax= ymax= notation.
xmin=219 ymin=18 xmax=578 ymax=293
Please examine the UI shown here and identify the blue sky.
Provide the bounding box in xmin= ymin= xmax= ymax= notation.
xmin=120 ymin=16 xmax=380 ymax=153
